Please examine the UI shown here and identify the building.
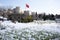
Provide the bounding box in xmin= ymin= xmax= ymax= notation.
xmin=13 ymin=7 xmax=20 ymax=14
xmin=31 ymin=12 xmax=37 ymax=20
xmin=24 ymin=10 xmax=29 ymax=18
xmin=37 ymin=14 xmax=43 ymax=20
xmin=55 ymin=14 xmax=60 ymax=23
xmin=7 ymin=9 xmax=13 ymax=14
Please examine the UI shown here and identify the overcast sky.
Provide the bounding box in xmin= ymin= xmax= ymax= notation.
xmin=0 ymin=0 xmax=60 ymax=14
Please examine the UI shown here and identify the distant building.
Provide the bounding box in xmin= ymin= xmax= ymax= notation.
xmin=31 ymin=12 xmax=37 ymax=20
xmin=55 ymin=14 xmax=60 ymax=23
xmin=55 ymin=14 xmax=60 ymax=19
xmin=0 ymin=8 xmax=7 ymax=16
xmin=0 ymin=12 xmax=3 ymax=16
xmin=7 ymin=9 xmax=13 ymax=14
xmin=37 ymin=14 xmax=43 ymax=20
xmin=24 ymin=10 xmax=29 ymax=18
xmin=2 ymin=9 xmax=8 ymax=18
xmin=13 ymin=7 xmax=20 ymax=14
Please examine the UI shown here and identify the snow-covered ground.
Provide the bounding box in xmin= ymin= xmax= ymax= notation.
xmin=0 ymin=20 xmax=60 ymax=40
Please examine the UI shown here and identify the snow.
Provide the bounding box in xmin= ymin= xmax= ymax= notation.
xmin=0 ymin=20 xmax=60 ymax=40
xmin=0 ymin=16 xmax=3 ymax=19
xmin=2 ymin=20 xmax=60 ymax=33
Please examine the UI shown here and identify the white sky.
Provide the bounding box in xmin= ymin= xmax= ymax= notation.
xmin=0 ymin=0 xmax=60 ymax=14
